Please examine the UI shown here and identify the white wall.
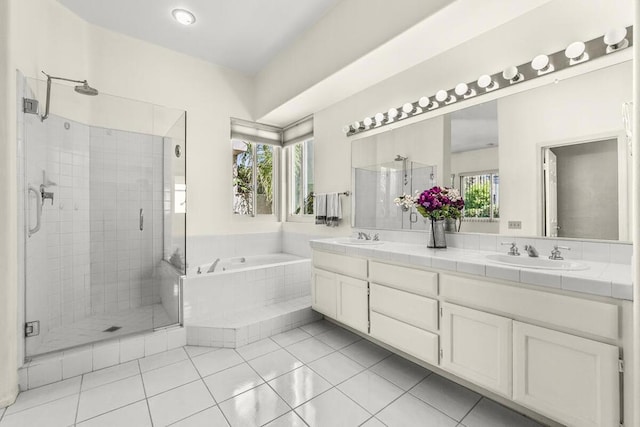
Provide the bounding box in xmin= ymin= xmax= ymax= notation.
xmin=451 ymin=147 xmax=499 ymax=177
xmin=254 ymin=0 xmax=452 ymax=119
xmin=288 ymin=0 xmax=632 ymax=239
xmin=0 ymin=0 xmax=19 ymax=408
xmin=10 ymin=0 xmax=258 ymax=238
xmin=498 ymin=61 xmax=631 ymax=235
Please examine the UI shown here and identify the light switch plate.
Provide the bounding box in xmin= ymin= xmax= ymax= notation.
xmin=508 ymin=221 xmax=522 ymax=230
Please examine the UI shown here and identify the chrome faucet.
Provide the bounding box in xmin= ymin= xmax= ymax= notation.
xmin=357 ymin=232 xmax=371 ymax=240
xmin=524 ymin=245 xmax=539 ymax=257
xmin=207 ymin=258 xmax=221 ymax=273
xmin=501 ymin=242 xmax=520 ymax=256
xmin=549 ymin=245 xmax=570 ymax=260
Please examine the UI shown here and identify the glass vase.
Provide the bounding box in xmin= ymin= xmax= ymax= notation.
xmin=427 ymin=219 xmax=447 ymax=248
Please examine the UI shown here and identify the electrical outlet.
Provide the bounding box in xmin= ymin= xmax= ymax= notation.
xmin=508 ymin=221 xmax=522 ymax=230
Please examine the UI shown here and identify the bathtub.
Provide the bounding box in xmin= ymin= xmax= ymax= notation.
xmin=183 ymin=252 xmax=319 ymax=347
xmin=193 ymin=253 xmax=304 ymax=275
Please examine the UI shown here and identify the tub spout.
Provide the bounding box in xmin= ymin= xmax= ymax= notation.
xmin=207 ymin=258 xmax=221 ymax=273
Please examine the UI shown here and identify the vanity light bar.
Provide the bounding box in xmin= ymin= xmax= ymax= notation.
xmin=343 ymin=26 xmax=633 ymax=137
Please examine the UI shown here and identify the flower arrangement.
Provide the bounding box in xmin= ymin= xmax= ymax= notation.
xmin=414 ymin=186 xmax=464 ymax=220
xmin=393 ymin=192 xmax=416 ymax=211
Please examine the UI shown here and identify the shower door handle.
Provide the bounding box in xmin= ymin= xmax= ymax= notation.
xmin=139 ymin=209 xmax=144 ymax=231
xmin=28 ymin=185 xmax=42 ymax=237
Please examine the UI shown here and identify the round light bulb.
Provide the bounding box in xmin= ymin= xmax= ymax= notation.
xmin=531 ymin=54 xmax=550 ymax=71
xmin=402 ymin=103 xmax=414 ymax=114
xmin=363 ymin=117 xmax=373 ymax=127
xmin=374 ymin=112 xmax=385 ymax=123
xmin=171 ymin=8 xmax=196 ymax=25
xmin=388 ymin=108 xmax=398 ymax=119
xmin=477 ymin=74 xmax=492 ymax=89
xmin=565 ymin=41 xmax=586 ymax=60
xmin=435 ymin=90 xmax=449 ymax=103
xmin=418 ymin=96 xmax=431 ymax=108
xmin=342 ymin=125 xmax=351 ymax=134
xmin=502 ymin=66 xmax=519 ymax=80
xmin=604 ymin=28 xmax=629 ymax=52
xmin=352 ymin=121 xmax=361 ymax=130
xmin=454 ymin=83 xmax=469 ymax=96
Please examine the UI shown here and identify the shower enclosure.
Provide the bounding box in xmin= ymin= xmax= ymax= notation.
xmin=353 ymin=160 xmax=436 ymax=230
xmin=17 ymin=73 xmax=186 ymax=359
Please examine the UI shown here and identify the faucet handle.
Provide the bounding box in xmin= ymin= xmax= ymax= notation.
xmin=501 ymin=242 xmax=519 ymax=256
xmin=549 ymin=245 xmax=570 ymax=260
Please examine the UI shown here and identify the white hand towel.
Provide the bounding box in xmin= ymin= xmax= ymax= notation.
xmin=314 ymin=193 xmax=327 ymax=224
xmin=326 ymin=192 xmax=342 ymax=227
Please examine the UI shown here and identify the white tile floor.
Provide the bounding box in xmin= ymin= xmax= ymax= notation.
xmin=32 ymin=304 xmax=173 ymax=355
xmin=3 ymin=320 xmax=546 ymax=427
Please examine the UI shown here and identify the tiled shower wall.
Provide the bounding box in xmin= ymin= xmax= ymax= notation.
xmin=23 ymin=113 xmax=91 ymax=347
xmin=22 ymin=109 xmax=165 ymax=356
xmin=88 ymin=128 xmax=163 ymax=315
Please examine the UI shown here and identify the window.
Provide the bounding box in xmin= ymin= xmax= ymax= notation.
xmin=460 ymin=172 xmax=499 ymax=220
xmin=288 ymin=139 xmax=314 ymax=216
xmin=232 ymin=140 xmax=276 ymax=216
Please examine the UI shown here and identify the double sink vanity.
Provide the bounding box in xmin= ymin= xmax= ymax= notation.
xmin=310 ymin=237 xmax=633 ymax=427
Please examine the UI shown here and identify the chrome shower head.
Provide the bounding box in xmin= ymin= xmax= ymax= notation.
xmin=74 ymin=81 xmax=98 ymax=96
xmin=395 ymin=155 xmax=407 ymax=161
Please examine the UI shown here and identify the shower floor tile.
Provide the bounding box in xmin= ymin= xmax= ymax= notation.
xmin=31 ymin=304 xmax=173 ymax=356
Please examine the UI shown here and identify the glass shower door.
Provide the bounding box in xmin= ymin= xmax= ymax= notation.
xmin=20 ymin=75 xmax=186 ymax=358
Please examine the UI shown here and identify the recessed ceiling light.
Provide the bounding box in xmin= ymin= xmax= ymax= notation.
xmin=172 ymin=8 xmax=196 ymax=25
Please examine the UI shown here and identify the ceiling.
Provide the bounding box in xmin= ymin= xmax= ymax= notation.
xmin=56 ymin=0 xmax=341 ymax=74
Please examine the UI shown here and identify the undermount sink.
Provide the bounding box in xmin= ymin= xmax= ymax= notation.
xmin=486 ymin=254 xmax=588 ymax=271
xmin=337 ymin=237 xmax=385 ymax=246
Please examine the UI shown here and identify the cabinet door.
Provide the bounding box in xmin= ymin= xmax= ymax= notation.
xmin=311 ymin=268 xmax=337 ymax=319
xmin=513 ymin=322 xmax=619 ymax=427
xmin=336 ymin=274 xmax=368 ymax=333
xmin=440 ymin=303 xmax=512 ymax=397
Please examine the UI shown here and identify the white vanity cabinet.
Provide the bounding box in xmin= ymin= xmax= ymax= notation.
xmin=513 ymin=322 xmax=620 ymax=427
xmin=311 ymin=251 xmax=368 ymax=333
xmin=368 ymin=261 xmax=440 ymax=365
xmin=440 ymin=302 xmax=512 ymax=397
xmin=310 ymin=249 xmax=625 ymax=427
xmin=336 ymin=274 xmax=368 ymax=332
xmin=311 ymin=268 xmax=338 ymax=318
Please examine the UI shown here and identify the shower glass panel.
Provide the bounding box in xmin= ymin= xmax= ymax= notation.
xmin=353 ymin=161 xmax=436 ymax=230
xmin=20 ymin=76 xmax=186 ymax=358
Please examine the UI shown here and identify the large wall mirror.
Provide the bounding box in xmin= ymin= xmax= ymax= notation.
xmin=351 ymin=60 xmax=632 ymax=242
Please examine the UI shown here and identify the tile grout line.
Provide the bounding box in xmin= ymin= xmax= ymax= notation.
xmin=457 ymin=395 xmax=484 ymax=425
xmin=361 ymin=370 xmax=434 ymax=424
xmin=137 ymin=358 xmax=155 ymax=427
xmin=183 ymin=345 xmax=234 ymax=427
xmin=73 ymin=374 xmax=84 ymax=425
xmin=402 ymin=373 xmax=471 ymax=426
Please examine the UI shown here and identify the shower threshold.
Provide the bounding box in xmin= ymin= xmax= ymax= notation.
xmin=28 ymin=303 xmax=173 ymax=356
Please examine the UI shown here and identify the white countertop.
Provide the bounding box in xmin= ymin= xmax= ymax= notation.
xmin=310 ymin=238 xmax=633 ymax=301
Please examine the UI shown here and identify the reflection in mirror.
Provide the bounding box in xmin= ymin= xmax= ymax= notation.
xmin=353 ymin=160 xmax=436 ymax=230
xmin=450 ymin=101 xmax=499 ymax=234
xmin=351 ymin=61 xmax=632 ymax=241
xmin=542 ymin=138 xmax=628 ymax=240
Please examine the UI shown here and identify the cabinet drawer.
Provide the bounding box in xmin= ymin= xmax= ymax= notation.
xmin=313 ymin=251 xmax=367 ymax=279
xmin=370 ymin=312 xmax=439 ymax=365
xmin=369 ymin=261 xmax=438 ymax=297
xmin=440 ymin=274 xmax=619 ymax=340
xmin=370 ymin=284 xmax=438 ymax=332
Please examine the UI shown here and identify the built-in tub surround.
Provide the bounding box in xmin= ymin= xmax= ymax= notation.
xmin=183 ymin=254 xmax=319 ymax=348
